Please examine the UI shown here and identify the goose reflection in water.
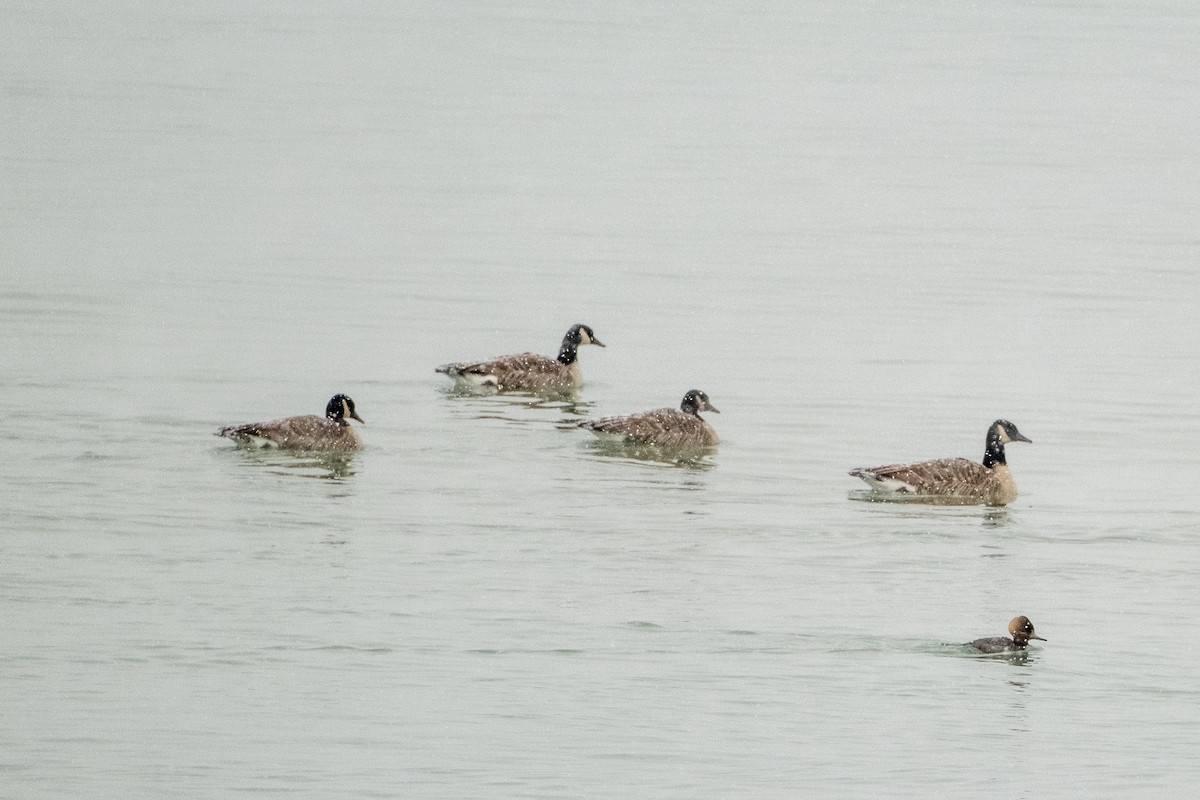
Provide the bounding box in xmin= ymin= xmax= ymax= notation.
xmin=583 ymin=437 xmax=717 ymax=472
xmin=228 ymin=448 xmax=358 ymax=481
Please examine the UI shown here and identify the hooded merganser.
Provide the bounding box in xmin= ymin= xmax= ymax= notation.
xmin=965 ymin=615 xmax=1046 ymax=653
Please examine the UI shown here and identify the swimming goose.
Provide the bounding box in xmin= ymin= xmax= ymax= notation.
xmin=579 ymin=389 xmax=720 ymax=448
xmin=849 ymin=419 xmax=1031 ymax=505
xmin=965 ymin=615 xmax=1047 ymax=653
xmin=436 ymin=324 xmax=604 ymax=393
xmin=216 ymin=394 xmax=364 ymax=451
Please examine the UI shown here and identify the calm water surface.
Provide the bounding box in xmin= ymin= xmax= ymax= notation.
xmin=4 ymin=2 xmax=1200 ymax=797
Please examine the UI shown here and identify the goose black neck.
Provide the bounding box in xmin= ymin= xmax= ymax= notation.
xmin=982 ymin=430 xmax=1006 ymax=469
xmin=557 ymin=338 xmax=579 ymax=365
xmin=680 ymin=397 xmax=701 ymax=416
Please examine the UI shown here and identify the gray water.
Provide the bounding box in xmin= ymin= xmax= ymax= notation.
xmin=4 ymin=2 xmax=1200 ymax=797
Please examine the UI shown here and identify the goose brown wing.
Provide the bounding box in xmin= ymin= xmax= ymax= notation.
xmin=586 ymin=407 xmax=675 ymax=435
xmin=460 ymin=353 xmax=567 ymax=387
xmin=865 ymin=457 xmax=997 ymax=497
xmin=220 ymin=415 xmax=352 ymax=450
xmin=585 ymin=408 xmax=715 ymax=447
xmin=216 ymin=417 xmax=300 ymax=442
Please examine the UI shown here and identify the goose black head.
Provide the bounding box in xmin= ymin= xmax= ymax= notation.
xmin=558 ymin=324 xmax=605 ymax=364
xmin=983 ymin=419 xmax=1030 ymax=467
xmin=326 ymin=394 xmax=365 ymax=425
xmin=567 ymin=324 xmax=604 ymax=348
xmin=680 ymin=389 xmax=719 ymax=416
xmin=993 ymin=419 xmax=1031 ymax=445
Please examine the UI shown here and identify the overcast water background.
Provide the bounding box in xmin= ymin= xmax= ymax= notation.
xmin=4 ymin=2 xmax=1200 ymax=797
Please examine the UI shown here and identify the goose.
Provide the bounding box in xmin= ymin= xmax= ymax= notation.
xmin=436 ymin=324 xmax=604 ymax=393
xmin=579 ymin=389 xmax=720 ymax=448
xmin=965 ymin=615 xmax=1047 ymax=654
xmin=848 ymin=419 xmax=1031 ymax=505
xmin=216 ymin=394 xmax=364 ymax=451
